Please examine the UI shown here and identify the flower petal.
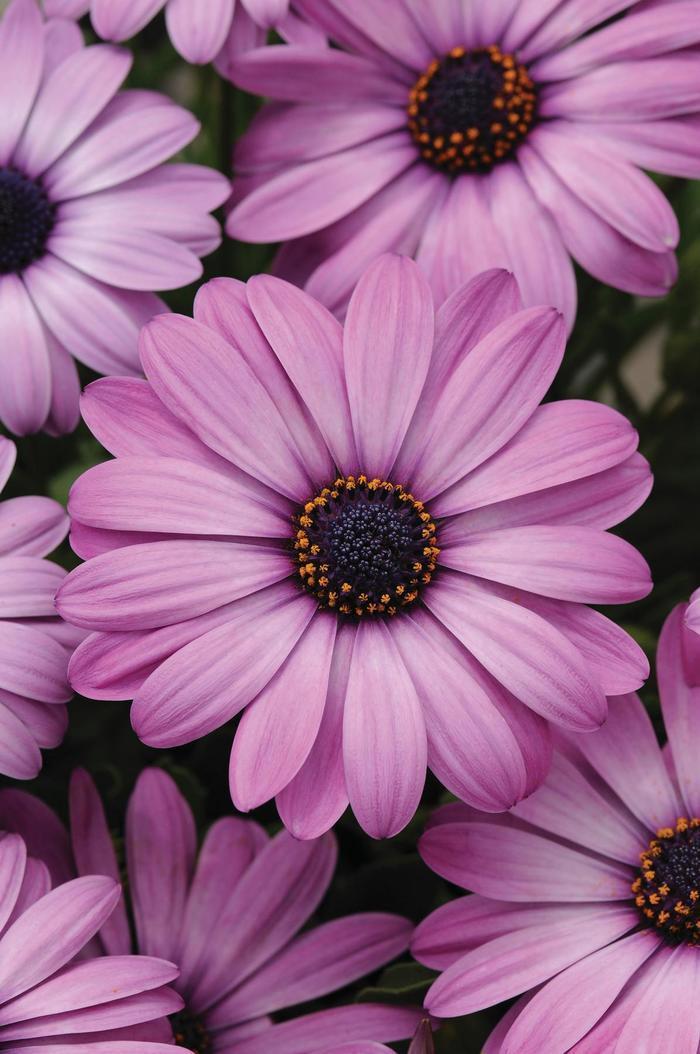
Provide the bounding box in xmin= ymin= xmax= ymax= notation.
xmin=66 ymin=456 xmax=289 ymax=539
xmin=68 ymin=769 xmax=131 ymax=957
xmin=14 ymin=45 xmax=131 ymax=177
xmin=425 ymin=903 xmax=636 ymax=1017
xmin=0 ymin=0 xmax=43 ymax=166
xmin=139 ymin=314 xmax=321 ymax=500
xmin=228 ymin=132 xmax=415 ymax=242
xmin=419 ymin=819 xmax=632 ymax=901
xmin=343 ymin=620 xmax=427 ymax=838
xmin=0 ymin=275 xmax=51 ymax=436
xmin=343 ymin=255 xmax=434 ymax=478
xmin=126 ymin=768 xmax=196 ymax=963
xmin=245 ymin=275 xmax=357 ymax=474
xmin=90 ymin=0 xmax=166 ymax=41
xmin=57 ymin=540 xmax=291 ymax=631
xmin=131 ymin=586 xmax=316 ymax=747
xmin=435 ymin=398 xmax=638 ymax=517
xmin=165 ymin=0 xmax=234 ymax=64
xmin=441 ymin=525 xmax=652 ymax=604
xmin=567 ymin=691 xmax=682 ymax=829
xmin=0 ymin=875 xmax=120 ymax=1002
xmin=424 ymin=573 xmax=606 ymax=732
xmin=189 ymin=830 xmax=336 ymax=1010
xmin=230 ymin=614 xmax=336 ymax=810
xmin=276 ymin=626 xmax=353 ymax=840
xmin=500 ymin=929 xmax=659 ymax=1054
xmin=405 ymin=307 xmax=565 ymax=500
xmin=656 ymin=604 xmax=700 ymax=816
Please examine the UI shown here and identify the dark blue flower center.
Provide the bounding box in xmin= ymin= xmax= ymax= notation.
xmin=171 ymin=1009 xmax=211 ymax=1053
xmin=634 ymin=818 xmax=700 ymax=945
xmin=0 ymin=167 xmax=55 ymax=275
xmin=408 ymin=45 xmax=537 ymax=173
xmin=294 ymin=475 xmax=439 ymax=619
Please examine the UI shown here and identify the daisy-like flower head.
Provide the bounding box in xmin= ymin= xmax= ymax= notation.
xmin=413 ymin=595 xmax=700 ymax=1054
xmin=0 ymin=829 xmax=182 ymax=1051
xmin=226 ymin=0 xmax=698 ymax=326
xmin=0 ymin=436 xmax=85 ymax=780
xmin=0 ymin=0 xmax=229 ymax=436
xmin=0 ymin=768 xmax=422 ymax=1054
xmin=56 ymin=255 xmax=653 ymax=839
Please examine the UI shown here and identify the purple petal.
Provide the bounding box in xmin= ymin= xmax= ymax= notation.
xmin=0 ymin=275 xmax=51 ymax=436
xmin=230 ymin=614 xmax=336 ymax=810
xmin=425 ymin=903 xmax=635 ymax=1017
xmin=130 ymin=586 xmax=316 ymax=747
xmin=14 ymin=45 xmax=131 ymax=178
xmin=0 ymin=875 xmax=120 ymax=1002
xmin=343 ymin=255 xmax=434 ymax=479
xmin=657 ymin=605 xmax=700 ymax=816
xmin=419 ymin=819 xmax=632 ymax=902
xmin=424 ymin=573 xmax=606 ymax=732
xmin=343 ymin=620 xmax=427 ymax=839
xmin=165 ymin=0 xmax=234 ymax=64
xmin=276 ymin=626 xmax=353 ymax=840
xmin=0 ymin=0 xmax=43 ymax=166
xmin=228 ymin=131 xmax=415 ymax=243
xmin=567 ymin=691 xmax=682 ymax=829
xmin=90 ymin=0 xmax=166 ymax=41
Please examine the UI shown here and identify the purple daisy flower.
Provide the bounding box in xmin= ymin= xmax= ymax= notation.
xmin=225 ymin=0 xmax=698 ymax=325
xmin=56 ymin=255 xmax=653 ymax=839
xmin=0 ymin=436 xmax=85 ymax=780
xmin=413 ymin=594 xmax=700 ymax=1053
xmin=0 ymin=0 xmax=229 ymax=436
xmin=0 ymin=828 xmax=182 ymax=1052
xmin=0 ymin=767 xmax=422 ymax=1054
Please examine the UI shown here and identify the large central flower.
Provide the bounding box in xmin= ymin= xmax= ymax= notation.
xmin=57 ymin=255 xmax=652 ymax=840
xmin=296 ymin=475 xmax=439 ymax=617
xmin=408 ymin=45 xmax=537 ymax=173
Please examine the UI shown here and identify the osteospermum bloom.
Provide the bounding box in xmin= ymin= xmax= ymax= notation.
xmin=413 ymin=596 xmax=700 ymax=1054
xmin=57 ymin=255 xmax=653 ymax=839
xmin=226 ymin=0 xmax=698 ymax=324
xmin=0 ymin=437 xmax=84 ymax=780
xmin=0 ymin=829 xmax=182 ymax=1051
xmin=0 ymin=767 xmax=422 ymax=1054
xmin=0 ymin=0 xmax=229 ymax=435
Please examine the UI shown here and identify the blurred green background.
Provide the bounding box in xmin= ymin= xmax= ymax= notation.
xmin=2 ymin=15 xmax=700 ymax=1052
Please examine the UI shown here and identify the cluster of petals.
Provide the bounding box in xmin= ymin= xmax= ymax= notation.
xmin=0 ymin=437 xmax=82 ymax=780
xmin=227 ymin=0 xmax=699 ymax=325
xmin=414 ymin=596 xmax=700 ymax=1053
xmin=42 ymin=0 xmax=322 ymax=69
xmin=0 ymin=828 xmax=182 ymax=1052
xmin=0 ymin=0 xmax=229 ymax=435
xmin=56 ymin=254 xmax=653 ymax=840
xmin=0 ymin=767 xmax=422 ymax=1053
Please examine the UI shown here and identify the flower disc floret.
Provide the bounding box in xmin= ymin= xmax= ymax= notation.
xmin=633 ymin=817 xmax=700 ymax=945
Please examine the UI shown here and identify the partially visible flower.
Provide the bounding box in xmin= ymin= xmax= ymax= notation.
xmin=0 ymin=829 xmax=181 ymax=1051
xmin=413 ymin=595 xmax=700 ymax=1054
xmin=56 ymin=256 xmax=653 ymax=839
xmin=0 ymin=767 xmax=422 ymax=1053
xmin=227 ymin=0 xmax=696 ymax=324
xmin=88 ymin=0 xmax=297 ymax=66
xmin=0 ymin=0 xmax=229 ymax=435
xmin=0 ymin=436 xmax=83 ymax=779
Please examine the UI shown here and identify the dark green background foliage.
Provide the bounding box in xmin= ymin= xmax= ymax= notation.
xmin=2 ymin=18 xmax=700 ymax=1053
